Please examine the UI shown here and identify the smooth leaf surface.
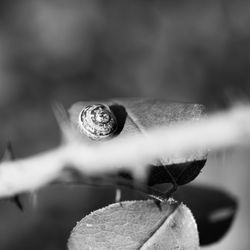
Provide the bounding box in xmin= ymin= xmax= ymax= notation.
xmin=68 ymin=199 xmax=199 ymax=250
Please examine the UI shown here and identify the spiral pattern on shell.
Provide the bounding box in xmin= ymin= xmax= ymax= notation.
xmin=78 ymin=104 xmax=117 ymax=140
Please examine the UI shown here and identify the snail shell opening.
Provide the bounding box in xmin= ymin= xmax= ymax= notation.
xmin=78 ymin=104 xmax=118 ymax=140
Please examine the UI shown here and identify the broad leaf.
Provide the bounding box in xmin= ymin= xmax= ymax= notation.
xmin=68 ymin=199 xmax=199 ymax=250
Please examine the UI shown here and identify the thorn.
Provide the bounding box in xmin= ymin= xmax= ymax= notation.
xmin=1 ymin=141 xmax=23 ymax=211
xmin=11 ymin=196 xmax=23 ymax=211
xmin=1 ymin=141 xmax=14 ymax=162
xmin=148 ymin=194 xmax=164 ymax=212
xmin=153 ymin=198 xmax=162 ymax=212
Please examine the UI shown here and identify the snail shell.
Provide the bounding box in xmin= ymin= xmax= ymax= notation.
xmin=78 ymin=104 xmax=117 ymax=140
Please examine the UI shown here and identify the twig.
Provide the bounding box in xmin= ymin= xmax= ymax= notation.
xmin=0 ymin=105 xmax=250 ymax=198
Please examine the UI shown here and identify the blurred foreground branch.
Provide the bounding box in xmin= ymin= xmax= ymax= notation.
xmin=0 ymin=105 xmax=250 ymax=198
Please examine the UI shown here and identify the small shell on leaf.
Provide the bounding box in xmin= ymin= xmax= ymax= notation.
xmin=69 ymin=98 xmax=207 ymax=186
xmin=78 ymin=104 xmax=117 ymax=140
xmin=70 ymin=98 xmax=207 ymax=162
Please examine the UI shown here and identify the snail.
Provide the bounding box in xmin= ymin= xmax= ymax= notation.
xmin=78 ymin=104 xmax=117 ymax=140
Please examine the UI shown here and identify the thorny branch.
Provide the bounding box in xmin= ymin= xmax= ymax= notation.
xmin=0 ymin=105 xmax=250 ymax=198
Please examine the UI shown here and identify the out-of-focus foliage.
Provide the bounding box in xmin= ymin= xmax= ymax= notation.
xmin=174 ymin=185 xmax=238 ymax=246
xmin=1 ymin=0 xmax=250 ymax=110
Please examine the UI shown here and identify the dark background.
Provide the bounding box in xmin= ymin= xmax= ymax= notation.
xmin=0 ymin=1 xmax=250 ymax=249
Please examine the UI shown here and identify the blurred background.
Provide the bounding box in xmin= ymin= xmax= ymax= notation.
xmin=0 ymin=0 xmax=250 ymax=249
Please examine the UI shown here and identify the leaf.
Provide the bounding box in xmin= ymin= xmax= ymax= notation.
xmin=68 ymin=199 xmax=199 ymax=250
xmin=173 ymin=184 xmax=238 ymax=245
xmin=68 ymin=98 xmax=207 ymax=185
